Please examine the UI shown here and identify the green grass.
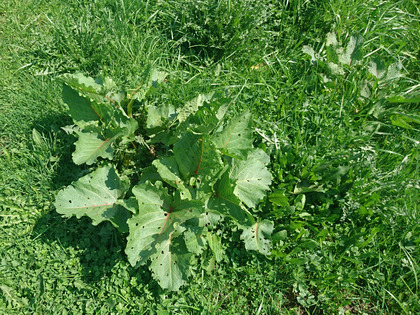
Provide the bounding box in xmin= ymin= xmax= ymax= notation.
xmin=1 ymin=0 xmax=419 ymax=313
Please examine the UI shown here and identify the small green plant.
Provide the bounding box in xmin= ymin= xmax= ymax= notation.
xmin=54 ymin=70 xmax=273 ymax=290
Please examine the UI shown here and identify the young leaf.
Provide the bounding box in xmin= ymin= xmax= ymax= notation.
xmin=153 ymin=156 xmax=192 ymax=199
xmin=230 ymin=149 xmax=272 ymax=208
xmin=72 ymin=114 xmax=138 ymax=165
xmin=212 ymin=110 xmax=253 ymax=160
xmin=339 ymin=34 xmax=364 ymax=65
xmin=177 ymin=93 xmax=217 ymax=123
xmin=125 ymin=181 xmax=204 ymax=267
xmin=55 ymin=165 xmax=130 ymax=233
xmin=240 ymin=220 xmax=273 ymax=255
xmin=146 ymin=104 xmax=176 ymax=129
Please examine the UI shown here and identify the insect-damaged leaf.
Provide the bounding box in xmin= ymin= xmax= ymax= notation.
xmin=149 ymin=236 xmax=192 ymax=291
xmin=55 ymin=165 xmax=130 ymax=233
xmin=230 ymin=149 xmax=272 ymax=208
xmin=240 ymin=220 xmax=273 ymax=255
xmin=212 ymin=110 xmax=253 ymax=160
xmin=125 ymin=181 xmax=204 ymax=267
xmin=183 ymin=225 xmax=207 ymax=255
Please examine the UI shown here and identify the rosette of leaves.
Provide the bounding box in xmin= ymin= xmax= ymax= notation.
xmin=55 ymin=73 xmax=273 ymax=290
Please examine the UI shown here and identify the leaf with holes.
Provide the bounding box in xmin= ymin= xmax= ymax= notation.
xmin=212 ymin=110 xmax=253 ymax=160
xmin=149 ymin=235 xmax=192 ymax=291
xmin=230 ymin=148 xmax=272 ymax=208
xmin=125 ymin=181 xmax=204 ymax=267
xmin=55 ymin=165 xmax=130 ymax=232
xmin=207 ymin=170 xmax=253 ymax=225
xmin=240 ymin=220 xmax=273 ymax=255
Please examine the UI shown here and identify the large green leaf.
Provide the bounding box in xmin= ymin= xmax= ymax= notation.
xmin=55 ymin=165 xmax=130 ymax=232
xmin=62 ymin=74 xmax=119 ymax=124
xmin=62 ymin=85 xmax=101 ymax=123
xmin=212 ymin=110 xmax=253 ymax=160
xmin=149 ymin=236 xmax=192 ymax=291
xmin=230 ymin=149 xmax=272 ymax=208
xmin=240 ymin=220 xmax=273 ymax=255
xmin=125 ymin=181 xmax=204 ymax=267
xmin=174 ymin=132 xmax=224 ymax=184
xmin=207 ymin=170 xmax=252 ymax=225
xmin=72 ymin=116 xmax=138 ymax=165
xmin=72 ymin=130 xmax=114 ymax=165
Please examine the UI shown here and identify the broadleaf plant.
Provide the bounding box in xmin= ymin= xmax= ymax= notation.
xmin=55 ymin=71 xmax=273 ymax=290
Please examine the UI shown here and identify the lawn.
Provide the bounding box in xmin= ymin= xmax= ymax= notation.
xmin=0 ymin=0 xmax=419 ymax=313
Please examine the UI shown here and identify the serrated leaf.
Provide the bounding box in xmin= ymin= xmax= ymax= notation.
xmin=126 ymin=181 xmax=204 ymax=267
xmin=240 ymin=220 xmax=273 ymax=255
xmin=230 ymin=149 xmax=272 ymax=208
xmin=55 ymin=165 xmax=130 ymax=232
xmin=207 ymin=170 xmax=252 ymax=225
xmin=212 ymin=110 xmax=253 ymax=159
xmin=72 ymin=130 xmax=114 ymax=165
xmin=149 ymin=236 xmax=192 ymax=291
